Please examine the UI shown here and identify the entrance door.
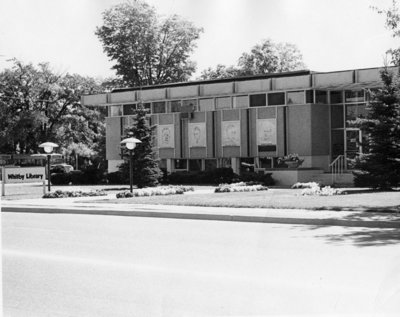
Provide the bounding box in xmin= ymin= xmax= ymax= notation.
xmin=345 ymin=129 xmax=362 ymax=169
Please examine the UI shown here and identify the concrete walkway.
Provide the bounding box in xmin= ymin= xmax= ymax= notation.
xmin=2 ymin=192 xmax=400 ymax=229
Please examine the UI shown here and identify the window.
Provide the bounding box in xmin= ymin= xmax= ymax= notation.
xmin=259 ymin=157 xmax=273 ymax=169
xmin=218 ymin=158 xmax=231 ymax=168
xmin=346 ymin=104 xmax=367 ymax=127
xmin=182 ymin=99 xmax=198 ymax=111
xmin=345 ymin=90 xmax=364 ymax=103
xmin=233 ymin=95 xmax=249 ymax=108
xmin=123 ymin=104 xmax=136 ymax=115
xmin=216 ymin=97 xmax=232 ymax=109
xmin=268 ymin=92 xmax=285 ymax=105
xmin=205 ymin=159 xmax=217 ymax=171
xmin=188 ymin=159 xmax=202 ymax=171
xmin=142 ymin=103 xmax=151 ymax=112
xmin=287 ymin=91 xmax=304 ymax=105
xmin=170 ymin=100 xmax=182 ymax=112
xmin=174 ymin=159 xmax=187 ymax=170
xmin=330 ymin=91 xmax=343 ymax=104
xmin=110 ymin=105 xmax=123 ymax=116
xmin=315 ymin=90 xmax=327 ymax=104
xmin=250 ymin=94 xmax=266 ymax=107
xmin=331 ymin=105 xmax=344 ymax=129
xmin=306 ymin=90 xmax=314 ymax=103
xmin=153 ymin=101 xmax=166 ymax=114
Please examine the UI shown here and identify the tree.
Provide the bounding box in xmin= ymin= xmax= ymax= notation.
xmin=353 ymin=68 xmax=400 ymax=189
xmin=95 ymin=1 xmax=203 ymax=87
xmin=120 ymin=104 xmax=161 ymax=188
xmin=0 ymin=59 xmax=106 ymax=163
xmin=373 ymin=0 xmax=400 ymax=65
xmin=199 ymin=39 xmax=305 ymax=80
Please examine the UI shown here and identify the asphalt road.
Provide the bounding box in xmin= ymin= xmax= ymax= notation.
xmin=2 ymin=212 xmax=400 ymax=316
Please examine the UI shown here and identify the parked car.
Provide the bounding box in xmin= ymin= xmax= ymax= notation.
xmin=50 ymin=164 xmax=74 ymax=174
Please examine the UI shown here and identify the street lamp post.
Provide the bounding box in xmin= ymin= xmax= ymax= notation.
xmin=120 ymin=137 xmax=141 ymax=193
xmin=39 ymin=142 xmax=58 ymax=192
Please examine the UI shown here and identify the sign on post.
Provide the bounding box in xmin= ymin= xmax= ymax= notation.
xmin=1 ymin=166 xmax=46 ymax=196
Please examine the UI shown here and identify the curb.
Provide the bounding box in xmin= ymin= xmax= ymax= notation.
xmin=3 ymin=206 xmax=400 ymax=229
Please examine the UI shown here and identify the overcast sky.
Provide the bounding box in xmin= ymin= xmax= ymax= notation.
xmin=0 ymin=0 xmax=398 ymax=80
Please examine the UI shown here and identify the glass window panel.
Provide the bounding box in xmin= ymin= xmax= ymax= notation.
xmin=346 ymin=104 xmax=368 ymax=127
xmin=315 ymin=90 xmax=327 ymax=104
xmin=216 ymin=97 xmax=232 ymax=109
xmin=250 ymin=94 xmax=266 ymax=107
xmin=330 ymin=91 xmax=343 ymax=104
xmin=331 ymin=105 xmax=344 ymax=129
xmin=268 ymin=92 xmax=285 ymax=106
xmin=182 ymin=99 xmax=198 ymax=111
xmin=287 ymin=91 xmax=304 ymax=105
xmin=306 ymin=90 xmax=314 ymax=103
xmin=188 ymin=159 xmax=202 ymax=171
xmin=123 ymin=104 xmax=136 ymax=115
xmin=345 ymin=90 xmax=364 ymax=103
xmin=218 ymin=158 xmax=231 ymax=168
xmin=110 ymin=105 xmax=123 ymax=116
xmin=170 ymin=100 xmax=181 ymax=113
xmin=259 ymin=157 xmax=273 ymax=169
xmin=174 ymin=159 xmax=187 ymax=169
xmin=152 ymin=101 xmax=166 ymax=114
xmin=199 ymin=99 xmax=214 ymax=111
xmin=331 ymin=130 xmax=344 ymax=158
xmin=205 ymin=159 xmax=217 ymax=171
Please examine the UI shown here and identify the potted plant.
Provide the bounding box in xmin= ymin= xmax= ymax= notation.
xmin=277 ymin=153 xmax=304 ymax=168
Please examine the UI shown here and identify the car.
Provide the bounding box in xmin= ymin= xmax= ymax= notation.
xmin=50 ymin=164 xmax=74 ymax=174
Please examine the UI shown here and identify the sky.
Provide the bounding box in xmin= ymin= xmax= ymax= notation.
xmin=0 ymin=0 xmax=398 ymax=80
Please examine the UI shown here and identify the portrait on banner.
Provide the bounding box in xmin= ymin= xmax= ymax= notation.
xmin=188 ymin=122 xmax=206 ymax=147
xmin=158 ymin=124 xmax=175 ymax=148
xmin=257 ymin=119 xmax=277 ymax=145
xmin=221 ymin=121 xmax=241 ymax=146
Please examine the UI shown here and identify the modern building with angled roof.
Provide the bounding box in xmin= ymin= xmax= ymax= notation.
xmin=81 ymin=66 xmax=397 ymax=186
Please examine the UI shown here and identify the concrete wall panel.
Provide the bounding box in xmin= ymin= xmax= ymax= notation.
xmin=106 ymin=117 xmax=122 ymax=160
xmin=190 ymin=147 xmax=206 ymax=158
xmin=223 ymin=146 xmax=240 ymax=157
xmin=287 ymin=105 xmax=312 ymax=156
xmin=222 ymin=109 xmax=240 ymax=121
xmin=311 ymin=104 xmax=330 ymax=156
xmin=314 ymin=71 xmax=353 ymax=87
xmin=235 ymin=79 xmax=271 ymax=93
xmin=81 ymin=94 xmax=108 ymax=105
xmin=159 ymin=113 xmax=174 ymax=125
xmin=139 ymin=88 xmax=166 ymax=101
xmin=110 ymin=91 xmax=135 ymax=103
xmin=257 ymin=107 xmax=276 ymax=119
xmin=274 ymin=75 xmax=310 ymax=90
xmin=169 ymin=85 xmax=198 ymax=99
xmin=159 ymin=148 xmax=174 ymax=158
xmin=201 ymin=82 xmax=233 ymax=96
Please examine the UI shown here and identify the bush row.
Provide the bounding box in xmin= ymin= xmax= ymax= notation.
xmin=43 ymin=189 xmax=107 ymax=199
xmin=215 ymin=182 xmax=269 ymax=193
xmin=51 ymin=167 xmax=276 ymax=187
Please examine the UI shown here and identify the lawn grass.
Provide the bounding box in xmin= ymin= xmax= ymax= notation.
xmin=100 ymin=188 xmax=400 ymax=212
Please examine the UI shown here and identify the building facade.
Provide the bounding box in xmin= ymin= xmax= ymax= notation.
xmin=82 ymin=67 xmax=396 ymax=185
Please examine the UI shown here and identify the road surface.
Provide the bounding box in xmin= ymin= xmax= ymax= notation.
xmin=2 ymin=211 xmax=400 ymax=316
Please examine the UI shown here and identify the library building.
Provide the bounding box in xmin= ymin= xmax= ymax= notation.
xmin=81 ymin=66 xmax=398 ymax=186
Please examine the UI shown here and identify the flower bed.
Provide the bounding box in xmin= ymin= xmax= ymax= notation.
xmin=215 ymin=182 xmax=268 ymax=193
xmin=43 ymin=189 xmax=107 ymax=199
xmin=300 ymin=183 xmax=344 ymax=196
xmin=116 ymin=185 xmax=194 ymax=198
xmin=291 ymin=182 xmax=321 ymax=189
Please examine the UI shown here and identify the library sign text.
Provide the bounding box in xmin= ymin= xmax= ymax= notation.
xmin=4 ymin=167 xmax=46 ymax=183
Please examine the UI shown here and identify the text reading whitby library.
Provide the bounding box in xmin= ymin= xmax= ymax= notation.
xmin=82 ymin=66 xmax=397 ymax=185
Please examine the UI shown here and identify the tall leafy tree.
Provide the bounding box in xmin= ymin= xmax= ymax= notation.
xmin=373 ymin=0 xmax=400 ymax=65
xmin=199 ymin=39 xmax=305 ymax=80
xmin=95 ymin=1 xmax=203 ymax=87
xmin=353 ymin=68 xmax=400 ymax=189
xmin=120 ymin=104 xmax=161 ymax=188
xmin=0 ymin=59 xmax=105 ymax=161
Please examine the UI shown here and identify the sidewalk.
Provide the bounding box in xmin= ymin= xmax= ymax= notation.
xmin=2 ymin=193 xmax=400 ymax=229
